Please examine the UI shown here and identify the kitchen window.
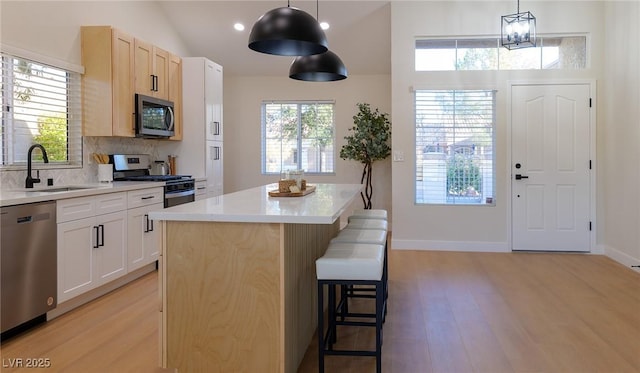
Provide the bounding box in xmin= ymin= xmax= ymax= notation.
xmin=415 ymin=90 xmax=496 ymax=205
xmin=1 ymin=52 xmax=82 ymax=168
xmin=261 ymin=101 xmax=335 ymax=174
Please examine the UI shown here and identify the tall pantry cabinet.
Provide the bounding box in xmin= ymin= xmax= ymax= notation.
xmin=178 ymin=57 xmax=223 ymax=197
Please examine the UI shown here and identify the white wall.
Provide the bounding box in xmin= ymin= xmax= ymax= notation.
xmin=224 ymin=74 xmax=392 ymax=217
xmin=390 ymin=1 xmax=607 ymax=252
xmin=602 ymin=2 xmax=640 ymax=267
xmin=0 ymin=1 xmax=191 ymax=189
xmin=0 ymin=1 xmax=189 ymax=65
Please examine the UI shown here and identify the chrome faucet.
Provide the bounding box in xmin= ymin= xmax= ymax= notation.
xmin=25 ymin=144 xmax=49 ymax=188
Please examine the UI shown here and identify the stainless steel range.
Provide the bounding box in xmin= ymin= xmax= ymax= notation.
xmin=110 ymin=154 xmax=195 ymax=207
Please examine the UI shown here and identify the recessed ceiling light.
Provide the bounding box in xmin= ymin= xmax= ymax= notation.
xmin=234 ymin=23 xmax=245 ymax=31
xmin=320 ymin=22 xmax=330 ymax=30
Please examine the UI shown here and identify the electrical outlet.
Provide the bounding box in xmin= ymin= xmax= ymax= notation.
xmin=393 ymin=151 xmax=404 ymax=162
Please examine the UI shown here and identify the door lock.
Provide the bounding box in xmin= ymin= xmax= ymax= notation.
xmin=515 ymin=174 xmax=529 ymax=180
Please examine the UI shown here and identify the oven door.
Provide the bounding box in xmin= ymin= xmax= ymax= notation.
xmin=164 ymin=190 xmax=195 ymax=208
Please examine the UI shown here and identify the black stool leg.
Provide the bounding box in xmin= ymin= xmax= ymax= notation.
xmin=318 ymin=281 xmax=325 ymax=373
xmin=328 ymin=284 xmax=337 ymax=346
xmin=376 ymin=280 xmax=383 ymax=373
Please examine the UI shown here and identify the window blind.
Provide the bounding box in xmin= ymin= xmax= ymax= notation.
xmin=415 ymin=90 xmax=496 ymax=205
xmin=1 ymin=52 xmax=82 ymax=168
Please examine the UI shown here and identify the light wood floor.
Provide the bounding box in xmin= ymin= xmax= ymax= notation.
xmin=1 ymin=250 xmax=639 ymax=373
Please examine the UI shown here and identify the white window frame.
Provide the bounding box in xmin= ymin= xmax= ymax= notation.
xmin=261 ymin=100 xmax=336 ymax=175
xmin=415 ymin=89 xmax=496 ymax=206
xmin=1 ymin=50 xmax=82 ymax=170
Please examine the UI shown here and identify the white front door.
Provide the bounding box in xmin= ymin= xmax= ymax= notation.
xmin=511 ymin=83 xmax=592 ymax=252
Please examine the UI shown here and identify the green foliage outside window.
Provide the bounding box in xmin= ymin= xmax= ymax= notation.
xmin=34 ymin=114 xmax=67 ymax=161
xmin=447 ymin=153 xmax=482 ymax=196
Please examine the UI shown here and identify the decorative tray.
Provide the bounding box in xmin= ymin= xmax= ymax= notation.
xmin=268 ymin=185 xmax=316 ymax=197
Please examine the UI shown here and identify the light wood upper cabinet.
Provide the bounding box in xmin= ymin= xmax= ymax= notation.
xmin=168 ymin=54 xmax=183 ymax=141
xmin=134 ymin=39 xmax=169 ymax=100
xmin=81 ymin=26 xmax=182 ymax=139
xmin=82 ymin=26 xmax=135 ymax=137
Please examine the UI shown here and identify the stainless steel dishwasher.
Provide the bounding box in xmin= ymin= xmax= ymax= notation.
xmin=1 ymin=201 xmax=57 ymax=335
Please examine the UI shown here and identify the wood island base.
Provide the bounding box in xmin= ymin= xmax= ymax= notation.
xmin=160 ymin=220 xmax=340 ymax=373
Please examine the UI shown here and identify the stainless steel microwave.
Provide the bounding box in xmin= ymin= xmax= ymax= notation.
xmin=135 ymin=94 xmax=175 ymax=138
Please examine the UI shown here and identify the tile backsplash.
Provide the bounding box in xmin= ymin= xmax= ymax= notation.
xmin=0 ymin=137 xmax=166 ymax=190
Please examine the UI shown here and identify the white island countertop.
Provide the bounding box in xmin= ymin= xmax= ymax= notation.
xmin=149 ymin=183 xmax=362 ymax=224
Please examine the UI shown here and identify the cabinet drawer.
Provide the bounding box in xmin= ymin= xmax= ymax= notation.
xmin=128 ymin=187 xmax=164 ymax=209
xmin=95 ymin=192 xmax=127 ymax=215
xmin=195 ymin=181 xmax=207 ymax=197
xmin=57 ymin=197 xmax=95 ymax=223
xmin=57 ymin=192 xmax=127 ymax=223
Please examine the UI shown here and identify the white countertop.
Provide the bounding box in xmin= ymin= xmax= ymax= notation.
xmin=149 ymin=183 xmax=363 ymax=224
xmin=0 ymin=181 xmax=166 ymax=207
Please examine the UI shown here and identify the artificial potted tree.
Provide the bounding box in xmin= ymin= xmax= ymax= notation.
xmin=340 ymin=103 xmax=392 ymax=209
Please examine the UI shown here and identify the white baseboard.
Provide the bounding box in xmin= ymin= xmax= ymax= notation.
xmin=47 ymin=263 xmax=157 ymax=320
xmin=604 ymin=245 xmax=640 ymax=272
xmin=391 ymin=238 xmax=509 ymax=253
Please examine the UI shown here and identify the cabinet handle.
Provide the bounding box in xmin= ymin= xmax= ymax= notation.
xmin=150 ymin=74 xmax=155 ymax=91
xmin=214 ymin=146 xmax=220 ymax=160
xmin=154 ymin=75 xmax=159 ymax=92
xmin=144 ymin=214 xmax=149 ymax=233
xmin=150 ymin=218 xmax=154 ymax=232
xmin=141 ymin=196 xmax=155 ymax=200
xmin=99 ymin=224 xmax=105 ymax=247
xmin=214 ymin=121 xmax=220 ymax=136
xmin=93 ymin=226 xmax=99 ymax=248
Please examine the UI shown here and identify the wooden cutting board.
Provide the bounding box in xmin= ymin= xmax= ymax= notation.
xmin=268 ymin=185 xmax=316 ymax=197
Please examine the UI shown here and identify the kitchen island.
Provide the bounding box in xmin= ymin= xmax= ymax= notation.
xmin=149 ymin=183 xmax=362 ymax=373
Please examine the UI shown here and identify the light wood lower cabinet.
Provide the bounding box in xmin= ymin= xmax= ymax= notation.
xmin=57 ymin=195 xmax=128 ymax=303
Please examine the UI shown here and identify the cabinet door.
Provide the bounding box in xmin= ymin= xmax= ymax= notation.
xmin=57 ymin=218 xmax=95 ymax=303
xmin=81 ymin=26 xmax=134 ymax=137
xmin=145 ymin=204 xmax=163 ymax=262
xmin=127 ymin=203 xmax=163 ymax=271
xmin=135 ymin=39 xmax=154 ymax=96
xmin=112 ymin=29 xmax=135 ymax=137
xmin=212 ymin=63 xmax=223 ymax=141
xmin=154 ymin=47 xmax=170 ymax=100
xmin=168 ymin=54 xmax=183 ymax=141
xmin=95 ymin=211 xmax=127 ymax=286
xmin=207 ymin=141 xmax=223 ymax=197
xmin=205 ymin=62 xmax=223 ymax=141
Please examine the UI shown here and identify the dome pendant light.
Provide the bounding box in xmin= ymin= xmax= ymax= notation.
xmin=248 ymin=1 xmax=328 ymax=56
xmin=289 ymin=50 xmax=347 ymax=81
xmin=288 ymin=0 xmax=347 ymax=82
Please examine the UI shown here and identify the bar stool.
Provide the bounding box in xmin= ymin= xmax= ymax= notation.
xmin=347 ymin=209 xmax=388 ymax=222
xmin=345 ymin=218 xmax=388 ymax=231
xmin=331 ymin=228 xmax=388 ymax=320
xmin=316 ymin=243 xmax=385 ymax=373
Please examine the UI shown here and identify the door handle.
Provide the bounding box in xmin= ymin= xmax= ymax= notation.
xmin=515 ymin=174 xmax=529 ymax=180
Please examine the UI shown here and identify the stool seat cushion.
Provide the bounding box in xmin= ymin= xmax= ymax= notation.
xmin=346 ymin=219 xmax=388 ymax=231
xmin=316 ymin=244 xmax=384 ymax=281
xmin=348 ymin=209 xmax=387 ymax=222
xmin=332 ymin=228 xmax=387 ymax=245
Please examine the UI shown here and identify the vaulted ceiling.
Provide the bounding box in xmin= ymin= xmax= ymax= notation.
xmin=157 ymin=1 xmax=391 ymax=76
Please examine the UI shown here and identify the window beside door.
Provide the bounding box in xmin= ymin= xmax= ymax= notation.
xmin=261 ymin=101 xmax=335 ymax=174
xmin=415 ymin=90 xmax=496 ymax=205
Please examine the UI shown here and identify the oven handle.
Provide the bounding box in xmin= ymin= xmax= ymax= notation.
xmin=165 ymin=190 xmax=195 ymax=199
